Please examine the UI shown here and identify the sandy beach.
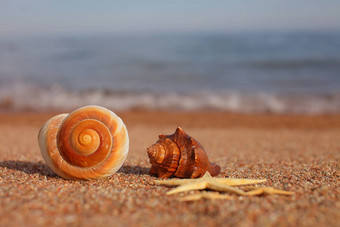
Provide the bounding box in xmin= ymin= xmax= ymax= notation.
xmin=0 ymin=110 xmax=339 ymax=226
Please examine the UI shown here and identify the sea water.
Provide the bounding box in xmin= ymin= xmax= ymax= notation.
xmin=0 ymin=32 xmax=339 ymax=113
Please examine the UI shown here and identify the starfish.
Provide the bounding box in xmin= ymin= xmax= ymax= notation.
xmin=178 ymin=192 xmax=232 ymax=202
xmin=244 ymin=186 xmax=294 ymax=196
xmin=154 ymin=171 xmax=267 ymax=196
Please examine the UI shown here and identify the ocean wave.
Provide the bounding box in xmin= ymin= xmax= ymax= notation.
xmin=0 ymin=82 xmax=339 ymax=114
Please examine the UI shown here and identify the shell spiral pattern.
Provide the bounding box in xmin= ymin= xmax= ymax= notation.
xmin=147 ymin=127 xmax=220 ymax=178
xmin=38 ymin=105 xmax=129 ymax=180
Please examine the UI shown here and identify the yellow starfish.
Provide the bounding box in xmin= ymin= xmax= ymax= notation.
xmin=178 ymin=192 xmax=232 ymax=202
xmin=244 ymin=186 xmax=295 ymax=196
xmin=154 ymin=171 xmax=266 ymax=195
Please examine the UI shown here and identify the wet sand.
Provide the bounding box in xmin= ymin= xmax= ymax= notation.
xmin=0 ymin=111 xmax=339 ymax=226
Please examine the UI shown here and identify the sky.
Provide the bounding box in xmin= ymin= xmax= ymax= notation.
xmin=1 ymin=0 xmax=340 ymax=36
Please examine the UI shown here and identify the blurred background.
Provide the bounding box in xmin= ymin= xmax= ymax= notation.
xmin=0 ymin=0 xmax=339 ymax=113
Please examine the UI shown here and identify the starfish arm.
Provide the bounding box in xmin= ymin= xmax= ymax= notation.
xmin=207 ymin=182 xmax=246 ymax=195
xmin=166 ymin=181 xmax=208 ymax=195
xmin=202 ymin=171 xmax=213 ymax=178
xmin=154 ymin=176 xmax=266 ymax=187
xmin=245 ymin=189 xmax=264 ymax=196
xmin=154 ymin=179 xmax=195 ymax=186
xmin=216 ymin=178 xmax=267 ymax=186
xmin=262 ymin=188 xmax=295 ymax=195
xmin=245 ymin=187 xmax=294 ymax=196
xmin=153 ymin=173 xmax=210 ymax=186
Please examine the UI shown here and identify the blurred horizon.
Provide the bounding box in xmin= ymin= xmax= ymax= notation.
xmin=1 ymin=1 xmax=340 ymax=37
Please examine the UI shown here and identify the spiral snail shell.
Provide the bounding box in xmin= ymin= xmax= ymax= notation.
xmin=147 ymin=127 xmax=220 ymax=178
xmin=38 ymin=105 xmax=129 ymax=180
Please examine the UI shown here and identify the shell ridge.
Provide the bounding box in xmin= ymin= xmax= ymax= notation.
xmin=163 ymin=139 xmax=180 ymax=178
xmin=173 ymin=131 xmax=196 ymax=178
xmin=147 ymin=137 xmax=181 ymax=178
xmin=93 ymin=116 xmax=129 ymax=175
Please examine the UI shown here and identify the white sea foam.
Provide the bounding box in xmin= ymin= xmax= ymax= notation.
xmin=0 ymin=82 xmax=339 ymax=114
xmin=1 ymin=32 xmax=339 ymax=114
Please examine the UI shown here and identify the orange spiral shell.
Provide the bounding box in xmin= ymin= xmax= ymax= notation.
xmin=38 ymin=105 xmax=129 ymax=180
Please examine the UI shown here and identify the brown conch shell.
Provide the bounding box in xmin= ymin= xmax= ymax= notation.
xmin=38 ymin=105 xmax=129 ymax=180
xmin=147 ymin=127 xmax=220 ymax=178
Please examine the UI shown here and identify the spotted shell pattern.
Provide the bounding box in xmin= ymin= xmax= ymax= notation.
xmin=147 ymin=127 xmax=220 ymax=178
xmin=38 ymin=105 xmax=129 ymax=180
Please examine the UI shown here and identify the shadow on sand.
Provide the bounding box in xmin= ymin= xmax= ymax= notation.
xmin=118 ymin=165 xmax=150 ymax=176
xmin=0 ymin=160 xmax=151 ymax=178
xmin=0 ymin=160 xmax=58 ymax=178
